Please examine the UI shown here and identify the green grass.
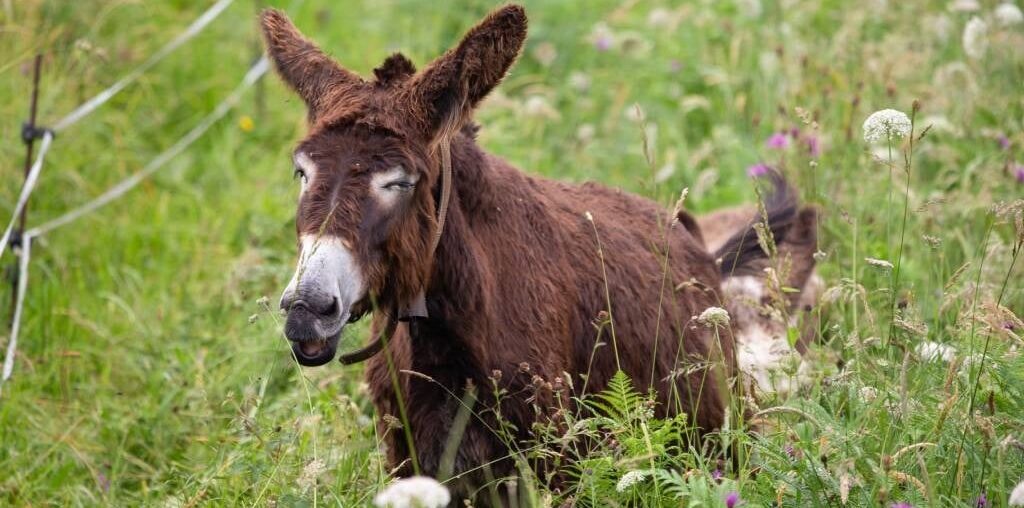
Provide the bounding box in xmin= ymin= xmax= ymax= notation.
xmin=2 ymin=0 xmax=1023 ymax=506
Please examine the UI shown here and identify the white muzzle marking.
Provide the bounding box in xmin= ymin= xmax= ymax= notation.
xmin=281 ymin=234 xmax=365 ymax=331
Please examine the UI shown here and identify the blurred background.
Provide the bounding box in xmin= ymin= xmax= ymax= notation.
xmin=1 ymin=0 xmax=1022 ymax=505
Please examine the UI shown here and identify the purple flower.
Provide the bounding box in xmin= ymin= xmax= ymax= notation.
xmin=725 ymin=491 xmax=740 ymax=508
xmin=594 ymin=36 xmax=612 ymax=51
xmin=747 ymin=163 xmax=771 ymax=178
xmin=805 ymin=135 xmax=821 ymax=157
xmin=1015 ymin=165 xmax=1024 ymax=183
xmin=890 ymin=503 xmax=913 ymax=508
xmin=998 ymin=135 xmax=1010 ymax=150
xmin=766 ymin=132 xmax=790 ymax=149
xmin=711 ymin=469 xmax=723 ymax=480
xmin=784 ymin=443 xmax=797 ymax=458
xmin=976 ymin=492 xmax=988 ymax=507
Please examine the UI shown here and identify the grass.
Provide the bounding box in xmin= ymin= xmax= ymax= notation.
xmin=1 ymin=0 xmax=1023 ymax=506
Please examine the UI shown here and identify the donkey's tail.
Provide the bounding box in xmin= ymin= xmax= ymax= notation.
xmin=713 ymin=171 xmax=799 ymax=277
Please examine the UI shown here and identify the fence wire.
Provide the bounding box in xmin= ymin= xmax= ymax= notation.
xmin=1 ymin=0 xmax=272 ymax=395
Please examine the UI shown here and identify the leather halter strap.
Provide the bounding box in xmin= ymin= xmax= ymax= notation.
xmin=336 ymin=137 xmax=453 ymax=365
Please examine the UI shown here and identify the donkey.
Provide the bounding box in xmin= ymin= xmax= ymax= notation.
xmin=262 ymin=3 xmax=816 ymax=498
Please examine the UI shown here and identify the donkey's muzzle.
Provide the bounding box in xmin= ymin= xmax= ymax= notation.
xmin=283 ymin=297 xmax=345 ymax=366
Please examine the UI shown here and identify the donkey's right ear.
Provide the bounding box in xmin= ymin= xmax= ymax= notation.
xmin=261 ymin=9 xmax=363 ymax=122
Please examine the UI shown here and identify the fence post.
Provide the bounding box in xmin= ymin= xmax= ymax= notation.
xmin=7 ymin=54 xmax=42 ymax=327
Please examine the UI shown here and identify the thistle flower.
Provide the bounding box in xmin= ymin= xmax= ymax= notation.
xmin=976 ymin=492 xmax=988 ymax=507
xmin=1014 ymin=165 xmax=1024 ymax=183
xmin=1010 ymin=479 xmax=1024 ymax=505
xmin=747 ymin=163 xmax=771 ymax=178
xmin=766 ymin=132 xmax=790 ymax=149
xmin=726 ymin=491 xmax=741 ymax=508
xmin=373 ymin=476 xmax=451 ymax=508
xmin=615 ymin=470 xmax=649 ymax=492
xmin=963 ymin=16 xmax=988 ymax=59
xmin=995 ymin=3 xmax=1024 ymax=26
xmin=697 ymin=306 xmax=731 ymax=328
xmin=711 ymin=469 xmax=723 ymax=480
xmin=863 ymin=109 xmax=912 ymax=143
xmin=890 ymin=503 xmax=913 ymax=508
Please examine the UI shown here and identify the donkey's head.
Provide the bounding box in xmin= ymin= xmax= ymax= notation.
xmin=263 ymin=6 xmax=527 ymax=365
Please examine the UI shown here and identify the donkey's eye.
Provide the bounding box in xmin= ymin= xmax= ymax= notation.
xmin=383 ymin=180 xmax=415 ymax=192
xmin=293 ymin=168 xmax=308 ymax=183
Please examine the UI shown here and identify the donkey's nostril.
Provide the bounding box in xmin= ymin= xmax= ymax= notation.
xmin=288 ymin=296 xmax=339 ymax=317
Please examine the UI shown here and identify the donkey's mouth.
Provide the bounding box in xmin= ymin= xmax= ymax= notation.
xmin=290 ymin=334 xmax=340 ymax=366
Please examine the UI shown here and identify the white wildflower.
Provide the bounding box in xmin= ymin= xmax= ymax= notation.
xmin=616 ymin=470 xmax=649 ymax=492
xmin=995 ymin=3 xmax=1024 ymax=25
xmin=568 ymin=71 xmax=591 ymax=92
xmin=949 ymin=0 xmax=981 ymax=11
xmin=374 ymin=476 xmax=451 ymax=508
xmin=297 ymin=459 xmax=326 ymax=492
xmin=859 ymin=386 xmax=879 ymax=403
xmin=916 ymin=341 xmax=957 ymax=362
xmin=697 ymin=306 xmax=731 ymax=328
xmin=1010 ymin=479 xmax=1024 ymax=505
xmin=963 ymin=16 xmax=988 ymax=59
xmin=647 ymin=8 xmax=674 ymax=28
xmin=865 ymin=257 xmax=894 ymax=271
xmin=522 ymin=96 xmax=559 ymax=120
xmin=862 ymin=109 xmax=912 ymax=143
xmin=737 ymin=0 xmax=763 ymax=18
xmin=584 ymin=211 xmax=594 ymax=222
xmin=576 ymin=123 xmax=596 ymax=143
xmin=531 ymin=42 xmax=557 ymax=67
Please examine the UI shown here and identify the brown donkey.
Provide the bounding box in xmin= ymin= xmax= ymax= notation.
xmin=263 ymin=3 xmax=814 ymax=497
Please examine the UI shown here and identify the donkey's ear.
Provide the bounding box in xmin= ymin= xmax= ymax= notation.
xmin=261 ymin=9 xmax=363 ymax=121
xmin=405 ymin=4 xmax=527 ymax=142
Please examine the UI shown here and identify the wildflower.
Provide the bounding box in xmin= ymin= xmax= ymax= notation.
xmin=1010 ymin=479 xmax=1024 ymax=505
xmin=995 ymin=3 xmax=1024 ymax=26
xmin=584 ymin=211 xmax=594 ymax=222
xmin=890 ymin=503 xmax=913 ymax=508
xmin=568 ymin=71 xmax=591 ymax=93
xmin=615 ymin=470 xmax=649 ymax=492
xmin=766 ymin=132 xmax=790 ymax=149
xmin=859 ymin=386 xmax=879 ymax=403
xmin=747 ymin=163 xmax=771 ymax=178
xmin=963 ymin=16 xmax=988 ymax=59
xmin=589 ymin=22 xmax=615 ymax=52
xmin=865 ymin=257 xmax=895 ymax=271
xmin=726 ymin=491 xmax=741 ymax=508
xmin=916 ymin=341 xmax=956 ymax=362
xmin=238 ymin=115 xmax=255 ymax=132
xmin=531 ymin=42 xmax=557 ymax=67
xmin=1014 ymin=165 xmax=1024 ymax=183
xmin=297 ymin=459 xmax=325 ymax=492
xmin=576 ymin=124 xmax=596 ymax=143
xmin=711 ymin=469 xmax=723 ymax=480
xmin=697 ymin=306 xmax=731 ymax=328
xmin=950 ymin=0 xmax=980 ymax=11
xmin=805 ymin=135 xmax=821 ymax=157
xmin=863 ymin=109 xmax=912 ymax=143
xmin=976 ymin=492 xmax=988 ymax=507
xmin=998 ymin=135 xmax=1011 ymax=150
xmin=373 ymin=476 xmax=450 ymax=508
xmin=522 ymin=96 xmax=559 ymax=120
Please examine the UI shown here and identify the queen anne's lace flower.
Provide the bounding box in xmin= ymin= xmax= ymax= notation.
xmin=1009 ymin=479 xmax=1024 ymax=505
xmin=615 ymin=470 xmax=649 ymax=492
xmin=996 ymin=3 xmax=1024 ymax=25
xmin=862 ymin=110 xmax=912 ymax=143
xmin=374 ymin=476 xmax=450 ymax=508
xmin=916 ymin=341 xmax=957 ymax=362
xmin=963 ymin=16 xmax=988 ymax=59
xmin=697 ymin=306 xmax=731 ymax=328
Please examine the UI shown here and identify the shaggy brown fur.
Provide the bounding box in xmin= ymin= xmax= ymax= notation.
xmin=262 ymin=4 xmax=813 ymax=501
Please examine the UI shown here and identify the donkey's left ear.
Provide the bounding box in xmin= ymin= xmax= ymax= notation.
xmin=405 ymin=4 xmax=527 ymax=142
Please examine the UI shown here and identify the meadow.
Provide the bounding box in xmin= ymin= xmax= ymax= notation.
xmin=1 ymin=0 xmax=1023 ymax=506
